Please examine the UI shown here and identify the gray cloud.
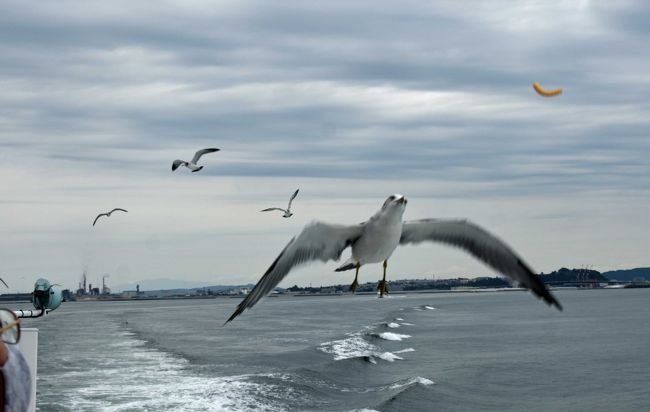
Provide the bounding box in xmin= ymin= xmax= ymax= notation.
xmin=1 ymin=0 xmax=649 ymax=291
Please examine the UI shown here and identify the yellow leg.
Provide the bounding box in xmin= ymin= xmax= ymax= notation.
xmin=350 ymin=262 xmax=361 ymax=293
xmin=378 ymin=260 xmax=389 ymax=297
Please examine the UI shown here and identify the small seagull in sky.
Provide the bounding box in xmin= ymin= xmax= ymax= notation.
xmin=93 ymin=208 xmax=128 ymax=226
xmin=172 ymin=148 xmax=220 ymax=173
xmin=226 ymin=194 xmax=562 ymax=323
xmin=260 ymin=189 xmax=300 ymax=218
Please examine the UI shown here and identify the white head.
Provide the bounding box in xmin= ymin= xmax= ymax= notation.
xmin=380 ymin=194 xmax=408 ymax=217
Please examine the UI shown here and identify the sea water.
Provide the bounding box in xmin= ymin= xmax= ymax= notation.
xmin=14 ymin=288 xmax=650 ymax=411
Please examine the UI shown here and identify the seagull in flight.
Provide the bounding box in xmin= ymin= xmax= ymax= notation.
xmin=172 ymin=148 xmax=220 ymax=173
xmin=260 ymin=189 xmax=300 ymax=218
xmin=225 ymin=194 xmax=562 ymax=323
xmin=93 ymin=208 xmax=128 ymax=226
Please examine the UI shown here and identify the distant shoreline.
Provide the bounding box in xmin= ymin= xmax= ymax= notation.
xmin=6 ymin=285 xmax=648 ymax=305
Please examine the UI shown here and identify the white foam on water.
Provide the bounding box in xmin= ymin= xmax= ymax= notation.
xmin=388 ymin=376 xmax=435 ymax=390
xmin=377 ymin=352 xmax=404 ymax=362
xmin=46 ymin=330 xmax=299 ymax=412
xmin=414 ymin=377 xmax=435 ymax=385
xmin=400 ymin=322 xmax=415 ymax=326
xmin=385 ymin=322 xmax=400 ymax=328
xmin=424 ymin=305 xmax=437 ymax=310
xmin=319 ymin=335 xmax=379 ymax=361
xmin=376 ymin=332 xmax=412 ymax=341
xmin=394 ymin=348 xmax=415 ymax=354
xmin=394 ymin=317 xmax=404 ymax=321
xmin=320 ymin=327 xmax=413 ymax=363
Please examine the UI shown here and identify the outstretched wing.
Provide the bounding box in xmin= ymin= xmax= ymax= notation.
xmin=0 ymin=278 xmax=8 ymax=288
xmin=225 ymin=221 xmax=365 ymax=323
xmin=400 ymin=219 xmax=562 ymax=310
xmin=260 ymin=208 xmax=286 ymax=213
xmin=110 ymin=208 xmax=128 ymax=214
xmin=191 ymin=148 xmax=220 ymax=164
xmin=172 ymin=159 xmax=186 ymax=171
xmin=92 ymin=214 xmax=108 ymax=226
xmin=287 ymin=189 xmax=299 ymax=210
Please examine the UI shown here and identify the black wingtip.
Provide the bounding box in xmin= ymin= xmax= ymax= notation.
xmin=224 ymin=307 xmax=243 ymax=325
xmin=550 ymin=297 xmax=563 ymax=311
xmin=539 ymin=282 xmax=563 ymax=311
xmin=517 ymin=259 xmax=563 ymax=312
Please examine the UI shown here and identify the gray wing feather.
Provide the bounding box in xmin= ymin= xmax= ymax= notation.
xmin=191 ymin=148 xmax=220 ymax=164
xmin=225 ymin=221 xmax=364 ymax=323
xmin=92 ymin=213 xmax=108 ymax=226
xmin=260 ymin=208 xmax=286 ymax=213
xmin=172 ymin=159 xmax=186 ymax=171
xmin=287 ymin=189 xmax=299 ymax=210
xmin=110 ymin=208 xmax=128 ymax=214
xmin=400 ymin=219 xmax=562 ymax=310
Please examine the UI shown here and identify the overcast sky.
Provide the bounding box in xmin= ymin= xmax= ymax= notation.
xmin=1 ymin=0 xmax=649 ymax=292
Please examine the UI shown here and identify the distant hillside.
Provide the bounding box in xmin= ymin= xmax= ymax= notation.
xmin=113 ymin=278 xmax=254 ymax=293
xmin=539 ymin=267 xmax=608 ymax=283
xmin=602 ymin=268 xmax=650 ymax=282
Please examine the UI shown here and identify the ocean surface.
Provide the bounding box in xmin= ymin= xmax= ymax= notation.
xmin=14 ymin=288 xmax=650 ymax=411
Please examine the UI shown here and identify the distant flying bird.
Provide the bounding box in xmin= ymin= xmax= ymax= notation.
xmin=260 ymin=189 xmax=300 ymax=218
xmin=172 ymin=148 xmax=220 ymax=172
xmin=93 ymin=208 xmax=128 ymax=226
xmin=226 ymin=194 xmax=562 ymax=323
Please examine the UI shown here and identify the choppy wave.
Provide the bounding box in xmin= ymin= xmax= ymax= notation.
xmin=377 ymin=352 xmax=404 ymax=362
xmin=385 ymin=322 xmax=400 ymax=328
xmin=373 ymin=332 xmax=412 ymax=341
xmin=372 ymin=376 xmax=436 ymax=410
xmin=319 ymin=334 xmax=379 ymax=361
xmin=318 ymin=334 xmax=409 ymax=364
xmin=389 ymin=376 xmax=434 ymax=389
xmin=319 ymin=321 xmax=417 ymax=364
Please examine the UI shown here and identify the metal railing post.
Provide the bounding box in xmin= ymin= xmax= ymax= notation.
xmin=16 ymin=327 xmax=38 ymax=412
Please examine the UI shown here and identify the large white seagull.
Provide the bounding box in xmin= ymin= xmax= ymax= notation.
xmin=226 ymin=194 xmax=562 ymax=323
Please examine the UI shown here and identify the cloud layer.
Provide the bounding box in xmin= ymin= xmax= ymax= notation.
xmin=1 ymin=0 xmax=649 ymax=292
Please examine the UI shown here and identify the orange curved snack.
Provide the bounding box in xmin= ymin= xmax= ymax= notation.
xmin=533 ymin=82 xmax=562 ymax=97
